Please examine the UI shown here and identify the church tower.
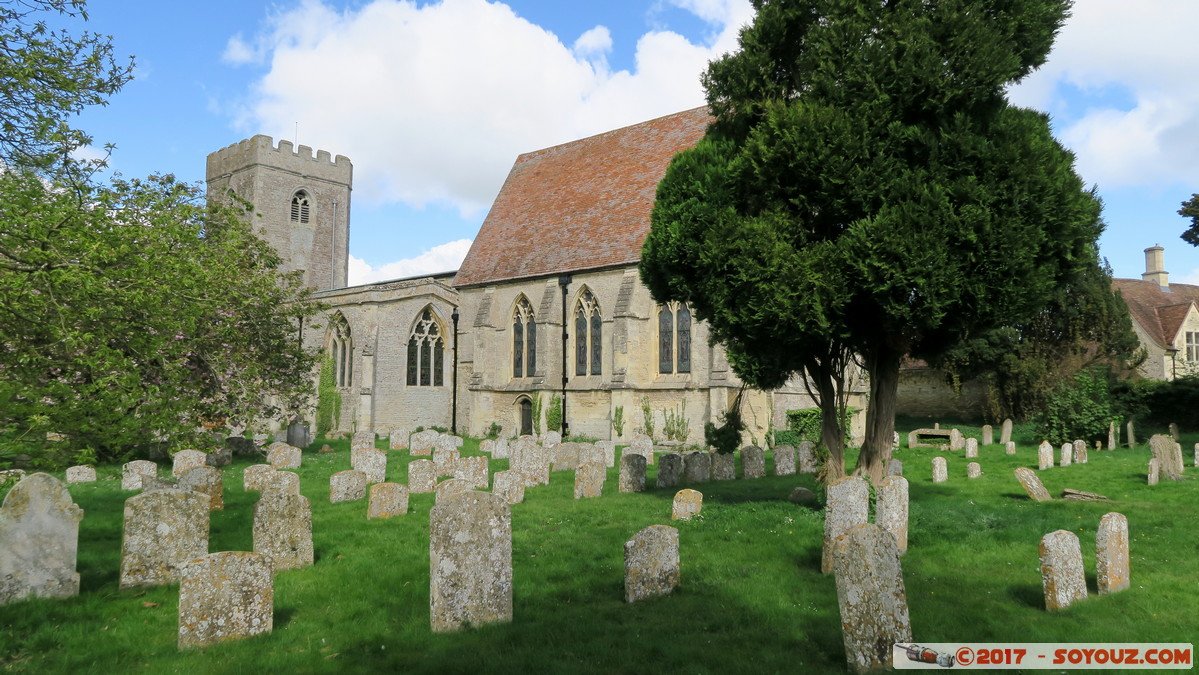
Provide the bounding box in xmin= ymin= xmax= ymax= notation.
xmin=206 ymin=136 xmax=352 ymax=290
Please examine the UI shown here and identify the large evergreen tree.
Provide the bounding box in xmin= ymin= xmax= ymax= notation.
xmin=641 ymin=0 xmax=1105 ymax=482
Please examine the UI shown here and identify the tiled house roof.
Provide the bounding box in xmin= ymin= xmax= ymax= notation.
xmin=452 ymin=107 xmax=712 ymax=288
xmin=1112 ymin=278 xmax=1199 ymax=349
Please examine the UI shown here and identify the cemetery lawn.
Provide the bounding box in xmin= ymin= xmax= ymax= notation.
xmin=2 ymin=429 xmax=1197 ymax=674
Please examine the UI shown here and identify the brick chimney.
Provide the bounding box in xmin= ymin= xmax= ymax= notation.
xmin=1143 ymin=245 xmax=1169 ymax=291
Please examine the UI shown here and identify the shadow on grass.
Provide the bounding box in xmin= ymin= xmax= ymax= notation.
xmin=1008 ymin=583 xmax=1045 ymax=609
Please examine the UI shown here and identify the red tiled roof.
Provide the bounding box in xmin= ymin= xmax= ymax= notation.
xmin=452 ymin=107 xmax=713 ymax=288
xmin=1112 ymin=278 xmax=1199 ymax=349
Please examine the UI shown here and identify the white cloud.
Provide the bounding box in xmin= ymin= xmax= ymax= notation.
xmin=221 ymin=33 xmax=259 ymax=65
xmin=347 ymin=238 xmax=474 ymax=286
xmin=227 ymin=0 xmax=753 ymax=217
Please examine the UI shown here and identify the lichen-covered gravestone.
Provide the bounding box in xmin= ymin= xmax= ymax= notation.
xmin=671 ymin=489 xmax=702 ymax=520
xmin=931 ymin=457 xmax=947 ymax=483
xmin=429 ymin=491 xmax=512 ymax=633
xmin=205 ymin=446 xmax=232 ymax=468
xmin=261 ymin=470 xmax=300 ymax=496
xmin=595 ymin=440 xmax=616 ymax=468
xmin=551 ymin=442 xmax=585 ymax=471
xmin=797 ymin=441 xmax=819 ymax=474
xmin=434 ymin=478 xmax=472 ymax=504
xmin=656 ymin=453 xmax=682 ymax=489
xmin=408 ymin=459 xmax=437 ymax=493
xmin=266 ymin=443 xmax=301 ymax=470
xmin=1147 ymin=458 xmax=1160 ymax=486
xmin=832 ymin=523 xmax=913 ymax=673
xmin=179 ymin=466 xmax=223 ymax=511
xmin=1040 ymin=529 xmax=1087 ymax=610
xmin=243 ymin=464 xmax=276 ymax=492
xmin=1149 ymin=434 xmax=1184 ymax=480
xmin=886 ymin=459 xmax=903 ymax=477
xmin=967 ymin=462 xmax=981 ymax=479
xmin=491 ymin=438 xmax=511 ymax=460
xmin=773 ymin=445 xmax=796 ymax=476
xmin=822 ymin=476 xmax=869 ymax=574
xmin=178 ymin=551 xmax=273 ymax=650
xmin=172 ymin=450 xmax=208 ymax=478
xmin=627 ymin=434 xmax=654 ymax=465
xmin=329 ymin=470 xmax=368 ymax=503
xmin=1014 ymin=467 xmax=1052 ymax=502
xmin=453 ymin=455 xmax=490 ymax=489
xmin=368 ymin=483 xmax=409 ymax=519
xmin=389 ymin=427 xmax=411 ymax=451
xmin=253 ymin=492 xmax=313 ymax=570
xmin=436 ymin=434 xmax=465 ymax=451
xmin=120 ymin=490 xmax=209 ymax=588
xmin=351 ymin=447 xmax=387 ymax=484
xmin=1074 ymin=439 xmax=1088 ymax=464
xmin=122 ymin=460 xmax=158 ymax=490
xmin=65 ymin=465 xmax=96 ymax=484
xmin=684 ymin=452 xmax=712 ymax=484
xmin=491 ymin=470 xmax=525 ymax=504
xmin=982 ymin=424 xmax=993 ymax=446
xmin=1059 ymin=443 xmax=1073 ymax=467
xmin=0 ymin=473 xmax=84 ymax=605
xmin=1096 ymin=512 xmax=1130 ymax=595
xmin=964 ymin=438 xmax=978 ymax=459
xmin=876 ymin=476 xmax=909 ymax=555
xmin=574 ymin=463 xmax=605 ymax=499
xmin=623 ymin=524 xmax=679 ymax=603
xmin=741 ymin=446 xmax=765 ymax=479
xmin=619 ymin=454 xmax=646 ymax=493
xmin=1005 ymin=441 xmax=1016 ymax=455
xmin=1037 ymin=441 xmax=1054 ymax=470
xmin=542 ymin=431 xmax=562 ymax=448
xmin=711 ymin=452 xmax=736 ymax=480
xmin=410 ymin=429 xmax=439 ymax=455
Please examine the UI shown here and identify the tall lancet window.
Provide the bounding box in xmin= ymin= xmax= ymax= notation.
xmin=407 ymin=308 xmax=445 ymax=387
xmin=513 ymin=296 xmax=536 ymax=378
xmin=329 ymin=313 xmax=352 ymax=386
xmin=574 ymin=289 xmax=602 ymax=376
xmin=658 ymin=301 xmax=692 ymax=374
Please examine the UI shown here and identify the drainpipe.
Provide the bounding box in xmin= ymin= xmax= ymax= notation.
xmin=559 ymin=274 xmax=572 ymax=437
xmin=451 ymin=307 xmax=460 ymax=435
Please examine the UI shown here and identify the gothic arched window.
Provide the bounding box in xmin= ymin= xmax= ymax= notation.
xmin=574 ymin=289 xmax=602 ymax=376
xmin=329 ymin=313 xmax=352 ymax=387
xmin=513 ymin=296 xmax=536 ymax=378
xmin=658 ymin=301 xmax=692 ymax=374
xmin=407 ymin=308 xmax=444 ymax=387
xmin=290 ymin=190 xmax=311 ymax=224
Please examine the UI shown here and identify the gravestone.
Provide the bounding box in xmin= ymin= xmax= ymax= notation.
xmin=410 ymin=429 xmax=438 ymax=455
xmin=179 ymin=467 xmax=223 ymax=511
xmin=329 ymin=470 xmax=368 ymax=503
xmin=966 ymin=462 xmax=981 ymax=479
xmin=261 ymin=470 xmax=300 ymax=496
xmin=1148 ymin=434 xmax=1184 ymax=480
xmin=712 ymin=452 xmax=736 ymax=480
xmin=65 ymin=465 xmax=96 ymax=484
xmin=672 ymin=489 xmax=703 ymax=520
xmin=1126 ymin=421 xmax=1135 ymax=448
xmin=172 ymin=450 xmax=208 ymax=479
xmin=266 ymin=444 xmax=301 ymax=470
xmin=1005 ymin=441 xmax=1016 ymax=455
xmin=1169 ymin=422 xmax=1180 ymax=440
xmin=432 ymin=448 xmax=460 ymax=478
xmin=822 ymin=476 xmax=869 ymax=574
xmin=656 ymin=453 xmax=682 ymax=489
xmin=435 ymin=478 xmax=472 ymax=504
xmin=178 ymin=551 xmax=273 ymax=649
xmin=1096 ymin=512 xmax=1130 ymax=595
xmin=574 ymin=463 xmax=605 ymax=499
xmin=252 ymin=492 xmax=313 ymax=570
xmin=453 ymin=455 xmax=490 ymax=489
xmin=832 ymin=523 xmax=913 ymax=673
xmin=1074 ymin=439 xmax=1088 ymax=464
xmin=120 ymin=489 xmax=209 ymax=588
xmin=773 ymin=445 xmax=796 ymax=476
xmin=1040 ymin=529 xmax=1087 ymax=610
xmin=1059 ymin=443 xmax=1073 ymax=467
xmin=491 ymin=438 xmax=511 ymax=460
xmin=788 ymin=487 xmax=819 ymax=506
xmin=389 ymin=427 xmax=410 ymax=450
xmin=542 ymin=431 xmax=562 ymax=448
xmin=516 ymin=443 xmax=551 ymax=487
xmin=623 ymin=524 xmax=679 ymax=603
xmin=741 ymin=446 xmax=765 ymax=479
xmin=351 ymin=430 xmax=375 ymax=448
xmin=684 ymin=452 xmax=712 ymax=484
xmin=1000 ymin=418 xmax=1013 ymax=445
xmin=551 ymin=442 xmax=586 ymax=471
xmin=1037 ymin=441 xmax=1054 ymax=470
xmin=886 ymin=459 xmax=903 ymax=477
xmin=931 ymin=457 xmax=947 ymax=483
xmin=1147 ymin=458 xmax=1160 ymax=486
xmin=205 ymin=445 xmax=232 ymax=468
xmin=1109 ymin=422 xmax=1118 ymax=450
xmin=142 ymin=476 xmax=179 ymax=491
xmin=351 ymin=447 xmax=387 ymax=484
xmin=964 ymin=438 xmax=978 ymax=459
xmin=981 ymin=424 xmax=993 ymax=446
xmin=368 ymin=483 xmax=410 ymax=519
xmin=628 ymin=434 xmax=654 ymax=465
xmin=491 ymin=470 xmax=525 ymax=504
xmin=429 ymin=491 xmax=512 ymax=633
xmin=948 ymin=429 xmax=965 ymax=451
xmin=876 ymin=476 xmax=909 ymax=555
xmin=595 ymin=441 xmax=617 ymax=468
xmin=1014 ymin=467 xmax=1052 ymax=502
xmin=435 ymin=434 xmax=464 ymax=453
xmin=793 ymin=441 xmax=817 ymax=475
xmin=619 ymin=454 xmax=647 ymax=493
xmin=0 ymin=473 xmax=84 ymax=604
xmin=408 ymin=459 xmax=437 ymax=493
xmin=479 ymin=439 xmax=495 ymax=455
xmin=122 ymin=460 xmax=158 ymax=490
xmin=1194 ymin=443 xmax=1199 ymax=468
xmin=243 ymin=464 xmax=276 ymax=492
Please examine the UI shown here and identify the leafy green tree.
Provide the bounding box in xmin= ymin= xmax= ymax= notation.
xmin=1180 ymin=194 xmax=1199 ymax=246
xmin=641 ymin=0 xmax=1104 ymax=482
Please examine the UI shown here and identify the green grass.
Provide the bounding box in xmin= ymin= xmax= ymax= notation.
xmin=1 ymin=431 xmax=1197 ymax=673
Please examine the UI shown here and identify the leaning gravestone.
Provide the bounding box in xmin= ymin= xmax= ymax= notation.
xmin=1074 ymin=439 xmax=1088 ymax=464
xmin=454 ymin=455 xmax=490 ymax=489
xmin=623 ymin=524 xmax=679 ymax=603
xmin=964 ymin=438 xmax=978 ymax=459
xmin=683 ymin=452 xmax=712 ymax=484
xmin=1014 ymin=467 xmax=1052 ymax=502
xmin=931 ymin=457 xmax=947 ymax=483
xmin=832 ymin=523 xmax=913 ymax=674
xmin=1096 ymin=512 xmax=1130 ymax=595
xmin=967 ymin=462 xmax=982 ymax=479
xmin=1000 ymin=418 xmax=1013 ymax=445
xmin=178 ymin=551 xmax=273 ymax=650
xmin=172 ymin=450 xmax=208 ymax=479
xmin=656 ymin=453 xmax=683 ymax=489
xmin=179 ymin=467 xmax=223 ymax=511
xmin=981 ymin=424 xmax=993 ymax=446
xmin=876 ymin=476 xmax=909 ymax=554
xmin=574 ymin=463 xmax=605 ymax=499
xmin=1040 ymin=529 xmax=1087 ymax=611
xmin=266 ymin=444 xmax=301 ymax=470
xmin=389 ymin=427 xmax=410 ymax=451
xmin=429 ymin=491 xmax=512 ymax=633
xmin=1148 ymin=434 xmax=1184 ymax=481
xmin=822 ymin=476 xmax=869 ymax=574
xmin=797 ymin=441 xmax=819 ymax=474
xmin=368 ymin=483 xmax=409 ymax=519
xmin=773 ymin=445 xmax=796 ymax=476
xmin=408 ymin=459 xmax=437 ymax=494
xmin=1037 ymin=441 xmax=1054 ymax=470
xmin=491 ymin=470 xmax=525 ymax=504
xmin=65 ymin=465 xmax=96 ymax=484
xmin=619 ymin=454 xmax=646 ymax=493
xmin=435 ymin=478 xmax=472 ymax=504
xmin=329 ymin=470 xmax=368 ymax=503
xmin=741 ymin=446 xmax=765 ymax=479
xmin=122 ymin=460 xmax=158 ymax=490
xmin=712 ymin=452 xmax=736 ymax=480
xmin=351 ymin=447 xmax=387 ymax=484
xmin=410 ymin=429 xmax=439 ymax=456
xmin=120 ymin=489 xmax=209 ymax=588
xmin=948 ymin=428 xmax=965 ymax=451
xmin=1059 ymin=443 xmax=1073 ymax=467
xmin=253 ymin=492 xmax=313 ymax=570
xmin=0 ymin=473 xmax=84 ymax=605
xmin=672 ymin=489 xmax=702 ymax=520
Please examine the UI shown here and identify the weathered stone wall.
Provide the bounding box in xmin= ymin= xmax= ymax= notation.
xmin=896 ymin=366 xmax=989 ymax=420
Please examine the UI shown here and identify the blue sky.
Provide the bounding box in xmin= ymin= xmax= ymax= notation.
xmin=67 ymin=0 xmax=1199 ymax=286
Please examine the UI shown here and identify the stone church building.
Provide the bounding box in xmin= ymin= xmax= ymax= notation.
xmin=207 ymin=108 xmax=867 ymax=444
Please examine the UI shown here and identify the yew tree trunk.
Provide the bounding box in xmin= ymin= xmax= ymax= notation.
xmin=856 ymin=340 xmax=904 ymax=485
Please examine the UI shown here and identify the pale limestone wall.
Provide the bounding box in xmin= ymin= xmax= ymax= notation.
xmin=896 ymin=367 xmax=989 ymax=420
xmin=1156 ymin=304 xmax=1199 ymax=380
xmin=1131 ymin=315 xmax=1171 ymax=380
